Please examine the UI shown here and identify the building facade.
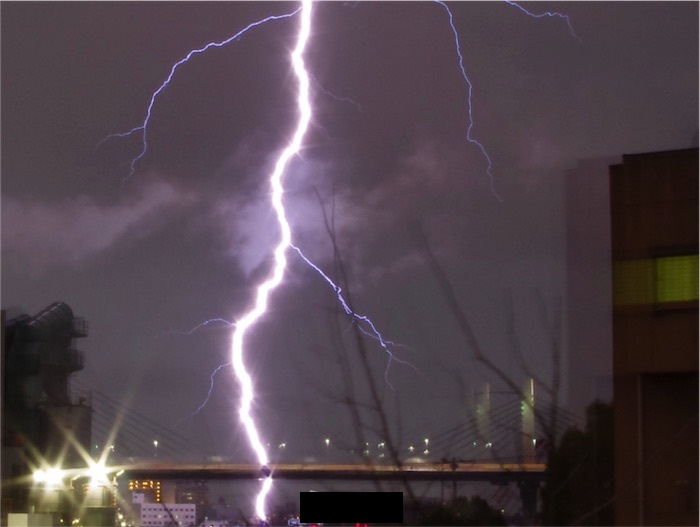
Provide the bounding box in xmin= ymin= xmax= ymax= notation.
xmin=139 ymin=503 xmax=196 ymax=527
xmin=128 ymin=481 xmax=204 ymax=527
xmin=129 ymin=479 xmax=163 ymax=504
xmin=610 ymin=148 xmax=698 ymax=525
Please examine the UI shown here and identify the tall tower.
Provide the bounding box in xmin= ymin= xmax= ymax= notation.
xmin=474 ymin=382 xmax=491 ymax=446
xmin=2 ymin=302 xmax=92 ymax=516
xmin=520 ymin=378 xmax=535 ymax=463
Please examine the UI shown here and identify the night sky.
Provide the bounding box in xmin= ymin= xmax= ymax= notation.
xmin=2 ymin=1 xmax=698 ymax=465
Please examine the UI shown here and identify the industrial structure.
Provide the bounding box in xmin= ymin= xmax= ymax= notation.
xmin=1 ymin=303 xmax=116 ymax=527
xmin=610 ymin=147 xmax=699 ymax=525
xmin=3 ymin=302 xmax=90 ymax=462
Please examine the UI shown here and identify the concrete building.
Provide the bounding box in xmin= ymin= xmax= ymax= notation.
xmin=126 ymin=480 xmax=204 ymax=527
xmin=130 ymin=492 xmax=196 ymax=527
xmin=610 ymin=148 xmax=698 ymax=525
xmin=138 ymin=502 xmax=196 ymax=527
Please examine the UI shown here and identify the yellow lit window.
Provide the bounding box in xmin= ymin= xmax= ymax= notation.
xmin=655 ymin=254 xmax=699 ymax=303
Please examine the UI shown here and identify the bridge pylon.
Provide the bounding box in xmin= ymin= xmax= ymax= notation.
xmin=471 ymin=382 xmax=491 ymax=447
xmin=520 ymin=378 xmax=536 ymax=463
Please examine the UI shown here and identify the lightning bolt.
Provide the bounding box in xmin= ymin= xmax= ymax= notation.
xmin=99 ymin=4 xmax=310 ymax=518
xmin=435 ymin=0 xmax=580 ymax=199
xmin=97 ymin=8 xmax=302 ymax=182
xmin=505 ymin=0 xmax=581 ymax=43
xmin=292 ymin=245 xmax=418 ymax=388
xmin=230 ymin=0 xmax=312 ymax=519
xmin=162 ymin=318 xmax=235 ymax=426
xmin=175 ymin=362 xmax=231 ymax=427
xmin=435 ymin=0 xmax=501 ymax=201
xmin=99 ymin=1 xmax=580 ymax=521
xmin=310 ymin=73 xmax=365 ymax=113
xmin=163 ymin=318 xmax=235 ymax=336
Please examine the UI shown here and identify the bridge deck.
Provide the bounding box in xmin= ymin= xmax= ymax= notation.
xmin=120 ymin=462 xmax=546 ymax=483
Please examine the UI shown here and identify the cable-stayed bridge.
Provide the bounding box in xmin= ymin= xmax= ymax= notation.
xmin=75 ymin=376 xmax=582 ymax=468
xmin=63 ymin=378 xmax=585 ymax=519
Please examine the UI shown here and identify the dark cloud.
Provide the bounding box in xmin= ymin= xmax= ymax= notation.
xmin=2 ymin=179 xmax=193 ymax=273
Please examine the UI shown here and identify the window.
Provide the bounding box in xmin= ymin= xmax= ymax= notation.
xmin=613 ymin=253 xmax=698 ymax=309
xmin=654 ymin=254 xmax=699 ymax=304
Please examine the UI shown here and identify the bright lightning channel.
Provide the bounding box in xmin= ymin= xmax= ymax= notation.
xmin=101 ymin=4 xmax=310 ymax=519
xmin=230 ymin=0 xmax=312 ymax=520
xmin=100 ymin=1 xmax=580 ymax=521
